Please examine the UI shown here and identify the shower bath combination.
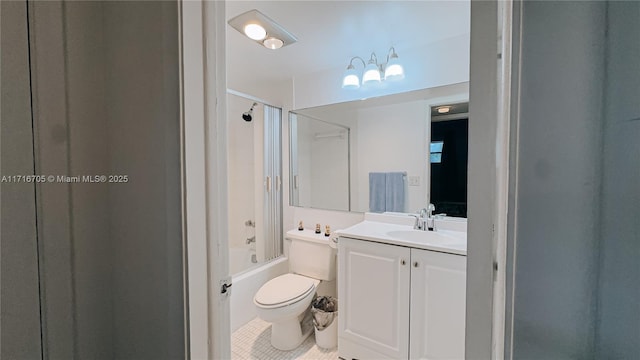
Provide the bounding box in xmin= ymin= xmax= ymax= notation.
xmin=243 ymin=102 xmax=258 ymax=122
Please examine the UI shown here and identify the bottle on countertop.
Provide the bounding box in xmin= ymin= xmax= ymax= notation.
xmin=325 ymin=225 xmax=331 ymax=237
xmin=315 ymin=223 xmax=321 ymax=234
xmin=298 ymin=221 xmax=304 ymax=231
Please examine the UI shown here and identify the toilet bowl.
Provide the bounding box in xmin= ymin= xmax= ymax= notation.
xmin=253 ymin=229 xmax=336 ymax=351
xmin=254 ymin=273 xmax=320 ymax=350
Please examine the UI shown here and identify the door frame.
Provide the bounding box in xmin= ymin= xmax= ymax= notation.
xmin=466 ymin=0 xmax=513 ymax=359
xmin=179 ymin=1 xmax=513 ymax=359
xmin=180 ymin=1 xmax=231 ymax=359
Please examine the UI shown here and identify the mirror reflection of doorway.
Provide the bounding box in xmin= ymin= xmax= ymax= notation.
xmin=430 ymin=103 xmax=469 ymax=218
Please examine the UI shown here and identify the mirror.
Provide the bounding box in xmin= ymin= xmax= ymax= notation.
xmin=289 ymin=83 xmax=468 ymax=215
xmin=289 ymin=113 xmax=350 ymax=211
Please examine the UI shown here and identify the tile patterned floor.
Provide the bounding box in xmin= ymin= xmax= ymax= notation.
xmin=231 ymin=316 xmax=338 ymax=360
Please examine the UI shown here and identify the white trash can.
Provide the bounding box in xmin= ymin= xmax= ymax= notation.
xmin=311 ymin=296 xmax=338 ymax=350
xmin=314 ymin=313 xmax=338 ymax=349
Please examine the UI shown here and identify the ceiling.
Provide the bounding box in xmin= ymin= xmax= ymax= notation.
xmin=226 ymin=1 xmax=470 ymax=83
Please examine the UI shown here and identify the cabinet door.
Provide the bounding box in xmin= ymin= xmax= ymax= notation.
xmin=409 ymin=249 xmax=466 ymax=360
xmin=338 ymin=238 xmax=411 ymax=360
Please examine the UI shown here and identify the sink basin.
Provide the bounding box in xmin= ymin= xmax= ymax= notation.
xmin=386 ymin=229 xmax=465 ymax=245
xmin=337 ymin=215 xmax=468 ymax=255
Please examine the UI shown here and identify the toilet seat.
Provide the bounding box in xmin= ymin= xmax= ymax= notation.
xmin=255 ymin=274 xmax=318 ymax=309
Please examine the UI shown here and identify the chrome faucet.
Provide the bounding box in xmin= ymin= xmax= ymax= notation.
xmin=410 ymin=204 xmax=437 ymax=231
xmin=426 ymin=203 xmax=436 ymax=231
xmin=410 ymin=207 xmax=427 ymax=231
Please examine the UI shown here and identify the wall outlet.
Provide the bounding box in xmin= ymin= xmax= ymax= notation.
xmin=408 ymin=176 xmax=421 ymax=186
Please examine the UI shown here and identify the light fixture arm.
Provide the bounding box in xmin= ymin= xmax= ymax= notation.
xmin=368 ymin=52 xmax=379 ymax=65
xmin=385 ymin=46 xmax=398 ymax=65
xmin=349 ymin=56 xmax=367 ymax=68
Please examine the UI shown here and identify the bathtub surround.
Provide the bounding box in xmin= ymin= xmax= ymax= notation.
xmin=229 ymin=247 xmax=258 ymax=275
xmin=227 ymin=93 xmax=284 ymax=274
xmin=231 ymin=257 xmax=289 ymax=333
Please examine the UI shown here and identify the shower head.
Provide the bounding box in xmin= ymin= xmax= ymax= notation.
xmin=243 ymin=102 xmax=258 ymax=122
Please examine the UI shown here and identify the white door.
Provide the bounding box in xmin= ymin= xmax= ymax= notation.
xmin=409 ymin=249 xmax=466 ymax=360
xmin=338 ymin=238 xmax=411 ymax=360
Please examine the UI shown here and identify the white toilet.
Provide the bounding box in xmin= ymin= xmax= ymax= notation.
xmin=254 ymin=232 xmax=336 ymax=350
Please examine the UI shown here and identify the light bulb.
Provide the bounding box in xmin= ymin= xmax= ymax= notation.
xmin=342 ymin=65 xmax=360 ymax=89
xmin=384 ymin=54 xmax=404 ymax=81
xmin=263 ymin=37 xmax=284 ymax=50
xmin=362 ymin=61 xmax=381 ymax=84
xmin=244 ymin=23 xmax=266 ymax=40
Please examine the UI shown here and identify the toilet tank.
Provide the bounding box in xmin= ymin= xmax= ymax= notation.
xmin=287 ymin=230 xmax=336 ymax=281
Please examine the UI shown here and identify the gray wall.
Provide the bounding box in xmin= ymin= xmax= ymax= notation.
xmin=509 ymin=1 xmax=639 ymax=359
xmin=0 ymin=2 xmax=43 ymax=358
xmin=596 ymin=2 xmax=640 ymax=358
xmin=1 ymin=2 xmax=184 ymax=359
xmin=65 ymin=2 xmax=113 ymax=358
xmin=102 ymin=2 xmax=184 ymax=359
xmin=511 ymin=2 xmax=606 ymax=358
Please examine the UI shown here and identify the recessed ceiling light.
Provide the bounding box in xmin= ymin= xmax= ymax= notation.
xmin=229 ymin=9 xmax=298 ymax=49
xmin=244 ymin=23 xmax=267 ymax=41
xmin=263 ymin=37 xmax=284 ymax=50
xmin=437 ymin=106 xmax=452 ymax=114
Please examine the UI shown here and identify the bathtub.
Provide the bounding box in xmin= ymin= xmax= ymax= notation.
xmin=229 ymin=247 xmax=258 ymax=275
xmin=230 ymin=255 xmax=289 ymax=332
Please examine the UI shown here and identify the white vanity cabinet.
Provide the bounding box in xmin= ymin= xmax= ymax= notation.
xmin=338 ymin=237 xmax=466 ymax=360
xmin=338 ymin=237 xmax=411 ymax=360
xmin=409 ymin=248 xmax=466 ymax=360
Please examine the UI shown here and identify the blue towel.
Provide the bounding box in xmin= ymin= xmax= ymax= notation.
xmin=385 ymin=172 xmax=406 ymax=212
xmin=369 ymin=172 xmax=386 ymax=212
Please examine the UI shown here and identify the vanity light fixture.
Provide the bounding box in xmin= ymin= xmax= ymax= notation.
xmin=342 ymin=47 xmax=405 ymax=89
xmin=228 ymin=9 xmax=298 ymax=50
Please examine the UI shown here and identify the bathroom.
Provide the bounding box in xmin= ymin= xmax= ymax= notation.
xmin=4 ymin=0 xmax=637 ymax=359
xmin=222 ymin=1 xmax=471 ymax=359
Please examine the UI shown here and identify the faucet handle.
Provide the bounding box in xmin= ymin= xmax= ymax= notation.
xmin=408 ymin=214 xmax=422 ymax=230
xmin=427 ymin=203 xmax=435 ymax=212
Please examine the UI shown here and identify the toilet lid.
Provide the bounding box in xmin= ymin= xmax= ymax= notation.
xmin=255 ymin=274 xmax=316 ymax=307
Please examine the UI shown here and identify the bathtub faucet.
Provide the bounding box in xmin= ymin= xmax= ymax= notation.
xmin=246 ymin=236 xmax=256 ymax=244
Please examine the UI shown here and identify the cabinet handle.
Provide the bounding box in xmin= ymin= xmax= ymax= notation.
xmin=401 ymin=259 xmax=406 ymax=266
xmin=413 ymin=261 xmax=419 ymax=268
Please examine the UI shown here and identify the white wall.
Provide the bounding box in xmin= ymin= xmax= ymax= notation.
xmin=355 ymin=101 xmax=428 ymax=212
xmin=292 ymin=34 xmax=470 ymax=109
xmin=292 ymin=115 xmax=350 ymax=211
xmin=310 ymin=122 xmax=349 ymax=211
xmin=227 ymin=94 xmax=258 ymax=249
xmin=294 ymin=115 xmax=312 ymax=207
